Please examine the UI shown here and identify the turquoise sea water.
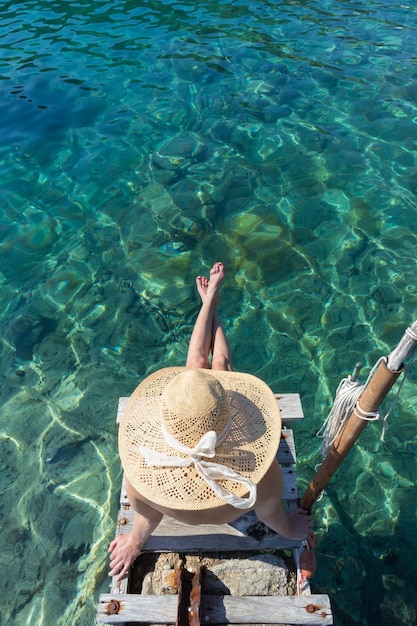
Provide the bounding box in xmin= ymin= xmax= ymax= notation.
xmin=1 ymin=0 xmax=416 ymax=624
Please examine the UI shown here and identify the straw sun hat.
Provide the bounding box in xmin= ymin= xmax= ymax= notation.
xmin=119 ymin=367 xmax=282 ymax=511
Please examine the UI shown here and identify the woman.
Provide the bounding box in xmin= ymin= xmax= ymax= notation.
xmin=109 ymin=262 xmax=311 ymax=580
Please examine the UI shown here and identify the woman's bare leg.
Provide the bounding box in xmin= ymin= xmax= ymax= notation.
xmin=186 ymin=262 xmax=224 ymax=369
xmin=187 ymin=262 xmax=233 ymax=371
xmin=211 ymin=310 xmax=233 ymax=371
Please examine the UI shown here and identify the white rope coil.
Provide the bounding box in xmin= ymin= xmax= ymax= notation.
xmin=318 ymin=324 xmax=417 ymax=456
xmin=317 ymin=357 xmax=386 ymax=456
xmin=317 ymin=374 xmax=365 ymax=458
xmin=353 ymin=401 xmax=380 ymax=421
xmin=405 ymin=326 xmax=417 ymax=341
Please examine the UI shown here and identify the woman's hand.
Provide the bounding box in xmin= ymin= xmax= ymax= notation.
xmin=108 ymin=534 xmax=142 ymax=581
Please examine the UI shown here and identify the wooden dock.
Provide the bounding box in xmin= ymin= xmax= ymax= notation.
xmin=97 ymin=393 xmax=333 ymax=625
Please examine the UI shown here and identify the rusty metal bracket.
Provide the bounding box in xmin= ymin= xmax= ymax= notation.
xmin=175 ymin=562 xmax=204 ymax=626
xmin=189 ymin=566 xmax=203 ymax=626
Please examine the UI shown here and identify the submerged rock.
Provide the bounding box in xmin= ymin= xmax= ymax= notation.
xmin=151 ymin=133 xmax=206 ymax=170
xmin=6 ymin=311 xmax=58 ymax=360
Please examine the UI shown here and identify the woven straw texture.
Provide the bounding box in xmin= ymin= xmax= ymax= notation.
xmin=119 ymin=367 xmax=282 ymax=511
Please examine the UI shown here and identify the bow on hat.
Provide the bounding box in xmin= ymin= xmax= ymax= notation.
xmin=139 ymin=421 xmax=257 ymax=510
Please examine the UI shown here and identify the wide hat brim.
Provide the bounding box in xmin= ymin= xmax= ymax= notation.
xmin=119 ymin=367 xmax=282 ymax=511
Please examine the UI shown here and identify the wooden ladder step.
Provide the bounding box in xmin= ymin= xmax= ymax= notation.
xmin=114 ymin=506 xmax=301 ymax=552
xmin=97 ymin=593 xmax=333 ymax=624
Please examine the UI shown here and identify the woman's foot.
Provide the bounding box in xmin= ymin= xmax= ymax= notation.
xmin=196 ymin=275 xmax=209 ymax=302
xmin=196 ymin=262 xmax=224 ymax=306
xmin=286 ymin=508 xmax=313 ymax=542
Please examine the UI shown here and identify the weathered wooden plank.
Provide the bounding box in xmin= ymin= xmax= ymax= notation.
xmin=110 ymin=509 xmax=131 ymax=595
xmin=117 ymin=397 xmax=128 ymax=423
xmin=97 ymin=593 xmax=333 ymax=624
xmin=274 ymin=393 xmax=304 ymax=422
xmin=98 ymin=594 xmax=176 ymax=623
xmin=205 ymin=595 xmax=332 ymax=624
xmin=113 ymin=507 xmax=301 ymax=551
xmin=282 ymin=465 xmax=299 ymax=499
xmin=110 ymin=573 xmax=128 ymax=596
xmin=279 ymin=429 xmax=296 ymax=464
xmin=117 ymin=393 xmax=304 ymax=425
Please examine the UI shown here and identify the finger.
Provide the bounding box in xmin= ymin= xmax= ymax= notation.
xmin=109 ymin=561 xmax=124 ymax=578
xmin=109 ymin=555 xmax=123 ymax=572
xmin=109 ymin=558 xmax=119 ymax=570
xmin=117 ymin=566 xmax=129 ymax=582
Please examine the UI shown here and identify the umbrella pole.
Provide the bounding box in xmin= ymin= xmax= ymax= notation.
xmin=300 ymin=319 xmax=417 ymax=513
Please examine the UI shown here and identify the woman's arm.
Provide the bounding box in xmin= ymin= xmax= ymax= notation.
xmin=255 ymin=460 xmax=312 ymax=541
xmin=108 ymin=479 xmax=163 ymax=581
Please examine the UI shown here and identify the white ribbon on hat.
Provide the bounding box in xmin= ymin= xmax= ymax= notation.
xmin=139 ymin=421 xmax=257 ymax=510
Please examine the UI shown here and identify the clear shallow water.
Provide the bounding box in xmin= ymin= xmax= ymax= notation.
xmin=1 ymin=0 xmax=416 ymax=624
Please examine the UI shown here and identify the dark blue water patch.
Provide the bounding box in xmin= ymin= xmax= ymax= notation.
xmin=0 ymin=76 xmax=105 ymax=149
xmin=4 ymin=303 xmax=58 ymax=361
